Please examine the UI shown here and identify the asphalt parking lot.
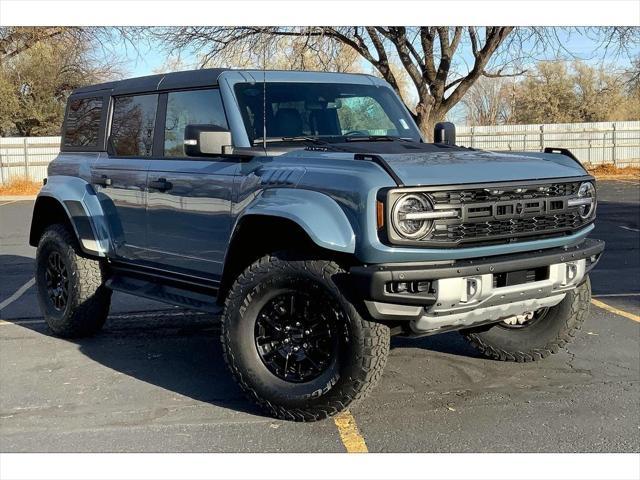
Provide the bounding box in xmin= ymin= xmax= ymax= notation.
xmin=0 ymin=180 xmax=638 ymax=453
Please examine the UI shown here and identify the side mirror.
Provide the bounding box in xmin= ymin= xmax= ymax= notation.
xmin=434 ymin=122 xmax=456 ymax=146
xmin=184 ymin=124 xmax=233 ymax=156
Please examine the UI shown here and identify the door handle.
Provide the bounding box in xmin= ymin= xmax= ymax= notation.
xmin=91 ymin=174 xmax=112 ymax=187
xmin=149 ymin=178 xmax=173 ymax=192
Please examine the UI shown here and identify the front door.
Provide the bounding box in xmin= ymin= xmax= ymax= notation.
xmin=144 ymin=88 xmax=238 ymax=279
xmin=90 ymin=93 xmax=158 ymax=262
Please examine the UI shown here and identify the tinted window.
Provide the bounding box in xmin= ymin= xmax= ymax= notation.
xmin=164 ymin=89 xmax=228 ymax=157
xmin=63 ymin=97 xmax=103 ymax=148
xmin=110 ymin=94 xmax=158 ymax=156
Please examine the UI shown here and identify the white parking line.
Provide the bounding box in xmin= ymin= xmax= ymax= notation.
xmin=593 ymin=293 xmax=640 ymax=297
xmin=0 ymin=200 xmax=18 ymax=207
xmin=619 ymin=225 xmax=640 ymax=233
xmin=0 ymin=278 xmax=35 ymax=312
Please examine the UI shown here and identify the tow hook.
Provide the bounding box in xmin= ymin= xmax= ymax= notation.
xmin=503 ymin=311 xmax=534 ymax=326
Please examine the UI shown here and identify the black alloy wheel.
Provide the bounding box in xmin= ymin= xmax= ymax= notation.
xmin=45 ymin=251 xmax=70 ymax=311
xmin=254 ymin=290 xmax=346 ymax=383
xmin=36 ymin=224 xmax=111 ymax=338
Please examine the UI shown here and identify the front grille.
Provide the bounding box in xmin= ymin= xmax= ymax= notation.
xmin=386 ymin=179 xmax=593 ymax=247
xmin=432 ymin=212 xmax=583 ymax=243
xmin=430 ymin=182 xmax=581 ymax=205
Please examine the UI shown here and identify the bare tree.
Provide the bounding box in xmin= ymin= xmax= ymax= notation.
xmin=141 ymin=26 xmax=639 ymax=139
xmin=463 ymin=77 xmax=514 ymax=125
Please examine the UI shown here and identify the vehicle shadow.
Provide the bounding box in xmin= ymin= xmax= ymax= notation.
xmin=6 ymin=314 xmax=481 ymax=422
xmin=72 ymin=313 xmax=265 ymax=417
xmin=391 ymin=331 xmax=481 ymax=358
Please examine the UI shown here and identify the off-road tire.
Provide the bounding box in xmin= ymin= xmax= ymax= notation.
xmin=36 ymin=224 xmax=111 ymax=338
xmin=221 ymin=253 xmax=390 ymax=421
xmin=461 ymin=277 xmax=591 ymax=362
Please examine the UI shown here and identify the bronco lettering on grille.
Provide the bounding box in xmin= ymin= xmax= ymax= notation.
xmin=422 ymin=181 xmax=589 ymax=246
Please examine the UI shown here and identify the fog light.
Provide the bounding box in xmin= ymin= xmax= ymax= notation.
xmin=389 ymin=282 xmax=409 ymax=293
xmin=388 ymin=280 xmax=434 ymax=294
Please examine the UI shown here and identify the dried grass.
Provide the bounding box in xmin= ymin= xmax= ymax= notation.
xmin=585 ymin=164 xmax=640 ymax=180
xmin=0 ymin=177 xmax=42 ymax=196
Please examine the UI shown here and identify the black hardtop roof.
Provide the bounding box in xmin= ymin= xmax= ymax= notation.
xmin=71 ymin=68 xmax=379 ymax=97
xmin=72 ymin=68 xmax=231 ymax=96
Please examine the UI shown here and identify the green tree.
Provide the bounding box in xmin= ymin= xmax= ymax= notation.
xmin=0 ymin=36 xmax=115 ymax=136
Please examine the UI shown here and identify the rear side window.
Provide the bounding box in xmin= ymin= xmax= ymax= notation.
xmin=63 ymin=97 xmax=103 ymax=148
xmin=110 ymin=94 xmax=158 ymax=157
xmin=164 ymin=89 xmax=228 ymax=157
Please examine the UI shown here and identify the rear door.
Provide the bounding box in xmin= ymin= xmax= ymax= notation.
xmin=144 ymin=88 xmax=238 ymax=279
xmin=90 ymin=93 xmax=158 ymax=261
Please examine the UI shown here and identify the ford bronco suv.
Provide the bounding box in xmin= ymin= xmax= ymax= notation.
xmin=31 ymin=69 xmax=604 ymax=421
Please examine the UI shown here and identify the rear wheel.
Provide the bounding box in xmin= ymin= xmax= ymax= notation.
xmin=35 ymin=224 xmax=111 ymax=338
xmin=221 ymin=253 xmax=390 ymax=421
xmin=461 ymin=278 xmax=591 ymax=362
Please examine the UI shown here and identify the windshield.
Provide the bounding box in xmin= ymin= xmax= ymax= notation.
xmin=234 ymin=82 xmax=421 ymax=144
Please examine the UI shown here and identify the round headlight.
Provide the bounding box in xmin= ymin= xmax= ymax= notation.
xmin=577 ymin=182 xmax=596 ymax=219
xmin=392 ymin=194 xmax=434 ymax=239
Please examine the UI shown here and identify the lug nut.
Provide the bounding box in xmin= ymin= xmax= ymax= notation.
xmin=304 ymin=330 xmax=310 ymax=335
xmin=284 ymin=338 xmax=290 ymax=343
xmin=303 ymin=343 xmax=308 ymax=348
xmin=293 ymin=346 xmax=299 ymax=352
xmin=285 ymin=326 xmax=291 ymax=331
xmin=295 ymin=322 xmax=301 ymax=327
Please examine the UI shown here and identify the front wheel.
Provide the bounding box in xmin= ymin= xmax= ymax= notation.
xmin=461 ymin=278 xmax=591 ymax=362
xmin=221 ymin=254 xmax=390 ymax=421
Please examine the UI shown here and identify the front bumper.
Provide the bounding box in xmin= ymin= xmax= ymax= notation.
xmin=350 ymin=238 xmax=604 ymax=335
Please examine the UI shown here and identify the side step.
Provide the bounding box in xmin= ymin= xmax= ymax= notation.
xmin=106 ymin=274 xmax=222 ymax=314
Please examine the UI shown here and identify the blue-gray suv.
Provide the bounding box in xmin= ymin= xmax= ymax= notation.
xmin=30 ymin=69 xmax=604 ymax=421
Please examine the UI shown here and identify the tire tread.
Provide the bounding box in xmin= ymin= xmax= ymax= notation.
xmin=220 ymin=253 xmax=390 ymax=421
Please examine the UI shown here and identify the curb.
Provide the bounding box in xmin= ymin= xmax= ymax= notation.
xmin=0 ymin=195 xmax=37 ymax=201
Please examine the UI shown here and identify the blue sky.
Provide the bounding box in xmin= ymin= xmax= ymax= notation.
xmin=107 ymin=28 xmax=638 ymax=78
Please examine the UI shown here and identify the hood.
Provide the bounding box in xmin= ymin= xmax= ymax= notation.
xmin=281 ymin=142 xmax=588 ymax=187
xmin=379 ymin=149 xmax=588 ymax=186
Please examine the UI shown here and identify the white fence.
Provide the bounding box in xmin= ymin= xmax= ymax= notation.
xmin=0 ymin=136 xmax=61 ymax=185
xmin=1 ymin=121 xmax=639 ymax=184
xmin=457 ymin=121 xmax=640 ymax=167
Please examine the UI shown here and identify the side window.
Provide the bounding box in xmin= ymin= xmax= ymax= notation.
xmin=110 ymin=94 xmax=158 ymax=157
xmin=164 ymin=89 xmax=228 ymax=157
xmin=63 ymin=97 xmax=103 ymax=148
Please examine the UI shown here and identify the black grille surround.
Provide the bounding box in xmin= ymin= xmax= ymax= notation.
xmin=385 ymin=176 xmax=595 ymax=247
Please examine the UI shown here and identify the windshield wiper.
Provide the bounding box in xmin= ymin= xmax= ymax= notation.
xmin=254 ymin=136 xmax=329 ymax=145
xmin=253 ymin=135 xmax=348 ymax=152
xmin=343 ymin=135 xmax=413 ymax=142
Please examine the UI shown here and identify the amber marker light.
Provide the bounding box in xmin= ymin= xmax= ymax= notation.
xmin=377 ymin=200 xmax=385 ymax=229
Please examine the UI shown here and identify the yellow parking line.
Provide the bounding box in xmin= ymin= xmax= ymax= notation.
xmin=591 ymin=299 xmax=640 ymax=323
xmin=334 ymin=410 xmax=368 ymax=453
